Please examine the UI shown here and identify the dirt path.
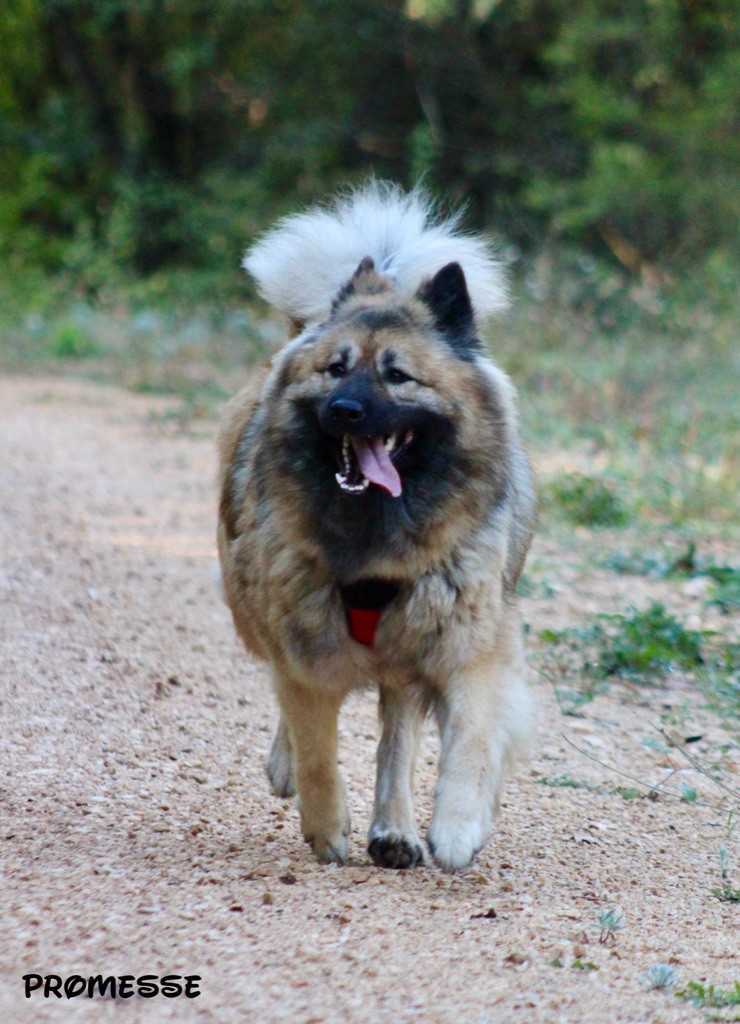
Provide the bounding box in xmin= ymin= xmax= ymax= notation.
xmin=0 ymin=377 xmax=736 ymax=1024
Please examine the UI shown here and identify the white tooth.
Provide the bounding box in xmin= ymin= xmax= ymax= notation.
xmin=384 ymin=433 xmax=396 ymax=451
xmin=342 ymin=435 xmax=352 ymax=473
xmin=335 ymin=471 xmax=369 ymax=494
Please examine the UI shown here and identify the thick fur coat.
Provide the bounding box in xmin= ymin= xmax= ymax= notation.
xmin=218 ymin=184 xmax=536 ymax=870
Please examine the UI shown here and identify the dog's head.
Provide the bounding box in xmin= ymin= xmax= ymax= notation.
xmin=262 ymin=258 xmax=511 ymax=578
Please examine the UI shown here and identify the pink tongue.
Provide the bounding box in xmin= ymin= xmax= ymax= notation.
xmin=350 ymin=437 xmax=402 ymax=498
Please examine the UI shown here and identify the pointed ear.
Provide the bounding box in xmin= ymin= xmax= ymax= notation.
xmin=332 ymin=256 xmax=391 ymax=312
xmin=353 ymin=255 xmax=376 ymax=276
xmin=416 ymin=262 xmax=478 ymax=350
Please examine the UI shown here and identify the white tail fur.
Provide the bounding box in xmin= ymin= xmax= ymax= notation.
xmin=243 ymin=181 xmax=507 ymax=327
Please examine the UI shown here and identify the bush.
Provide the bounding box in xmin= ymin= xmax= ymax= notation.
xmin=549 ymin=474 xmax=630 ymax=527
xmin=598 ymin=603 xmax=704 ymax=679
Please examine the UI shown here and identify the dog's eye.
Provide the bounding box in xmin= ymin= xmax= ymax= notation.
xmin=326 ymin=362 xmax=347 ymax=379
xmin=386 ymin=367 xmax=412 ymax=385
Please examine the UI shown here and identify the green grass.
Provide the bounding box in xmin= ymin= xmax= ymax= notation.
xmin=600 ymin=546 xmax=739 ymax=614
xmin=713 ymin=884 xmax=740 ymax=903
xmin=51 ymin=323 xmax=102 ymax=359
xmin=498 ymin=261 xmax=738 ymax=527
xmin=550 ymin=957 xmax=600 ymax=971
xmin=1 ymin=254 xmax=737 ymax=753
xmin=537 ymin=774 xmax=595 ymax=790
xmin=597 ymin=908 xmax=624 ymax=943
xmin=537 ymin=776 xmax=669 ymax=803
xmin=539 ymin=602 xmax=739 ymax=737
xmin=571 ymin=958 xmax=599 ymax=971
xmin=547 ymin=473 xmax=631 ymax=527
xmin=643 ymin=964 xmax=680 ymax=991
xmin=540 ymin=604 xmax=705 ymax=683
xmin=676 ymin=980 xmax=740 ymax=1014
xmin=600 ymin=541 xmax=700 ymax=578
xmin=1 ymin=255 xmax=737 ymax=532
xmin=613 ymin=786 xmax=641 ymax=801
xmin=693 ymin=650 xmax=739 ymax=744
xmin=597 ymin=603 xmax=704 ymax=680
xmin=706 ymin=567 xmax=740 ymax=613
xmin=679 ymin=782 xmax=698 ymax=804
xmin=713 ymin=845 xmax=740 ymax=903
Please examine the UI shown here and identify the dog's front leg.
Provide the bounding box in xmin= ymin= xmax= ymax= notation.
xmin=368 ymin=687 xmax=425 ymax=869
xmin=274 ymin=676 xmax=350 ymax=864
xmin=427 ymin=648 xmax=532 ymax=871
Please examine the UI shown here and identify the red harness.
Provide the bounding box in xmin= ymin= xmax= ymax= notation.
xmin=346 ymin=606 xmax=383 ymax=646
xmin=342 ymin=578 xmax=399 ymax=646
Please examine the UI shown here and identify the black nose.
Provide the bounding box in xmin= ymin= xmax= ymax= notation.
xmin=329 ymin=397 xmax=365 ymax=427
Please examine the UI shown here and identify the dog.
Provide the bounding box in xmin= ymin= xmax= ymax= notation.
xmin=217 ymin=183 xmax=536 ymax=871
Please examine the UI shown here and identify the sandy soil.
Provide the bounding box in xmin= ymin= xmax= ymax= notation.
xmin=0 ymin=376 xmax=736 ymax=1024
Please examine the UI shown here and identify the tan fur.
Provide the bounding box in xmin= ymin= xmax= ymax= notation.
xmin=218 ymin=250 xmax=536 ymax=871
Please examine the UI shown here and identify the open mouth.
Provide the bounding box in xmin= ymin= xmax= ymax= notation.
xmin=335 ymin=431 xmax=414 ymax=498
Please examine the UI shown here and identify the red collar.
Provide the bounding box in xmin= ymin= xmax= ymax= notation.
xmin=346 ymin=606 xmax=382 ymax=646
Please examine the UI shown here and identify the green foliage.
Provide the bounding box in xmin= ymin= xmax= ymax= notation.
xmin=643 ymin=964 xmax=679 ymax=991
xmin=601 ymin=543 xmax=701 ymax=579
xmin=597 ymin=908 xmax=624 ymax=943
xmin=539 ymin=601 xmax=731 ymax=725
xmin=0 ymin=0 xmax=737 ymax=279
xmin=614 ymin=786 xmax=641 ymax=801
xmin=51 ymin=323 xmax=100 ymax=359
xmin=527 ymin=0 xmax=739 ymax=261
xmin=713 ymin=884 xmax=740 ymax=903
xmin=537 ymin=774 xmax=594 ymax=790
xmin=597 ymin=603 xmax=704 ymax=680
xmin=549 ymin=473 xmax=630 ymax=527
xmin=702 ymin=656 xmax=740 ymax=729
xmin=502 ymin=258 xmax=738 ymax=526
xmin=601 ymin=550 xmax=670 ymax=577
xmin=675 ymin=980 xmax=740 ymax=1011
xmin=0 ymin=0 xmax=408 ymax=276
xmin=601 ymin=549 xmax=740 ymax=616
xmin=706 ymin=567 xmax=740 ymax=613
xmin=713 ymin=845 xmax=740 ymax=902
xmin=571 ymin=959 xmax=599 ymax=971
xmin=551 ymin=956 xmax=600 ymax=970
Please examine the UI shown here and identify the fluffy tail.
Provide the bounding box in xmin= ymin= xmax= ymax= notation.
xmin=243 ymin=181 xmax=507 ymax=327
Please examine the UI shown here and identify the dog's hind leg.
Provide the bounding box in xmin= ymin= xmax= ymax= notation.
xmin=266 ymin=716 xmax=295 ymax=798
xmin=368 ymin=686 xmax=425 ymax=869
xmin=274 ymin=675 xmax=350 ymax=865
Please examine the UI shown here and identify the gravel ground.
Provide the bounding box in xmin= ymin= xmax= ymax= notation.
xmin=0 ymin=376 xmax=736 ymax=1024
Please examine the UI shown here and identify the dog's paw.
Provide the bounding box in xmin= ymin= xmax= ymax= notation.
xmin=368 ymin=833 xmax=425 ymax=870
xmin=266 ymin=749 xmax=295 ymax=799
xmin=309 ymin=833 xmax=350 ymax=865
xmin=426 ymin=816 xmax=486 ymax=872
xmin=301 ymin=800 xmax=351 ymax=866
xmin=266 ymin=725 xmax=295 ymax=798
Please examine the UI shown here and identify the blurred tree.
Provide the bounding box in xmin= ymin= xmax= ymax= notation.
xmin=527 ymin=0 xmax=740 ymax=264
xmin=0 ymin=0 xmax=736 ymax=279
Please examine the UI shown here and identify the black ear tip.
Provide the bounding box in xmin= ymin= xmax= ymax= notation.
xmin=425 ymin=260 xmax=471 ymax=304
xmin=417 ymin=259 xmax=476 ymax=345
xmin=434 ymin=261 xmax=468 ymax=291
xmin=331 ymin=255 xmax=384 ymax=312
